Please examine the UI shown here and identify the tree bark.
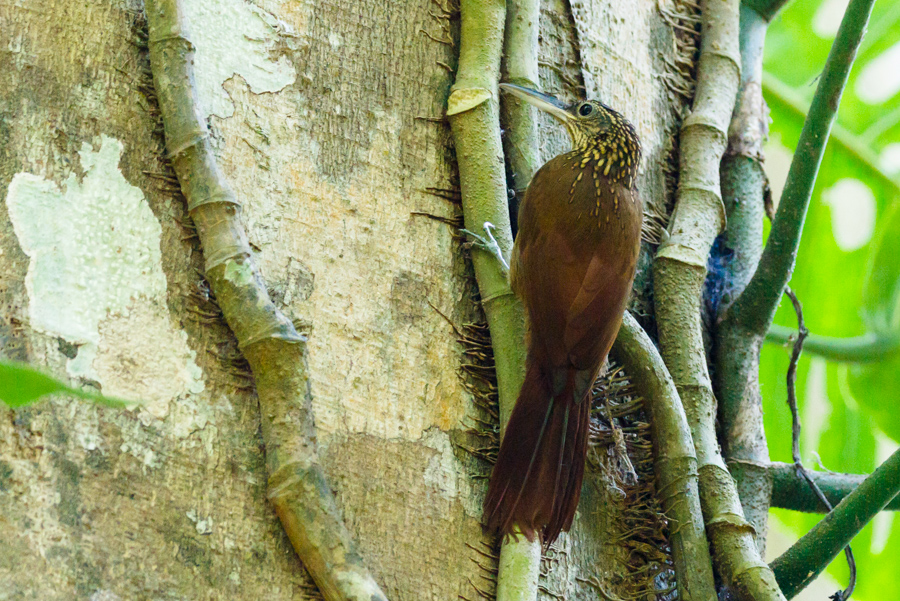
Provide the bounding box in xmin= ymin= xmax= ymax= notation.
xmin=1 ymin=0 xmax=688 ymax=598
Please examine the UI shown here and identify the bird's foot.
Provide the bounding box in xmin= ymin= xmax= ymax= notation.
xmin=460 ymin=222 xmax=510 ymax=271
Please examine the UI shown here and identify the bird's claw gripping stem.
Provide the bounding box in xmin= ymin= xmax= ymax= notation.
xmin=460 ymin=222 xmax=510 ymax=271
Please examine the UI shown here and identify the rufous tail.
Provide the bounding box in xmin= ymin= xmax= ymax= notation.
xmin=483 ymin=358 xmax=593 ymax=546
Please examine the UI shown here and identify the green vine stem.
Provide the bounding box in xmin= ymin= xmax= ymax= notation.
xmin=653 ymin=0 xmax=785 ymax=598
xmin=722 ymin=0 xmax=877 ymax=339
xmin=611 ymin=314 xmax=717 ymax=601
xmin=494 ymin=2 xmax=544 ymax=597
xmin=717 ymin=0 xmax=876 ymax=567
xmin=765 ymin=325 xmax=900 ymax=362
xmin=769 ymin=462 xmax=900 ymax=513
xmin=446 ymin=0 xmax=539 ymax=599
xmin=500 ymin=0 xmax=540 ymax=203
xmin=145 ymin=2 xmax=388 ymax=600
xmin=771 ymin=447 xmax=900 ymax=598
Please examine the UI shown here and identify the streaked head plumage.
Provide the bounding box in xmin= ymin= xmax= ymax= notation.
xmin=500 ymin=84 xmax=641 ymax=188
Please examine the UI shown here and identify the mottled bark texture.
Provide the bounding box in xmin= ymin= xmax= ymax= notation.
xmin=144 ymin=0 xmax=386 ymax=598
xmin=1 ymin=0 xmax=685 ymax=599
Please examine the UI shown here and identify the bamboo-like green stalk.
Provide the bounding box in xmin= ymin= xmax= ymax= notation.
xmin=611 ymin=314 xmax=716 ymax=601
xmin=771 ymin=447 xmax=900 ymax=598
xmin=765 ymin=325 xmax=900 ymax=362
xmin=500 ymin=0 xmax=540 ymax=205
xmin=723 ymin=0 xmax=877 ymax=338
xmin=446 ymin=0 xmax=539 ymax=599
xmin=494 ymin=4 xmax=544 ymax=597
xmin=145 ymin=3 xmax=387 ymax=600
xmin=769 ymin=461 xmax=900 ymax=513
xmin=653 ymin=0 xmax=785 ymax=598
xmin=448 ymin=0 xmax=524 ymax=435
xmin=714 ymin=3 xmax=772 ymax=551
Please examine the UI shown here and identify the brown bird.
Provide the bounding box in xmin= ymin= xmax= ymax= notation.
xmin=483 ymin=84 xmax=643 ymax=546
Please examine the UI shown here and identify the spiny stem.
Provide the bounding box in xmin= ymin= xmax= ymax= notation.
xmin=612 ymin=314 xmax=717 ymax=601
xmin=714 ymin=2 xmax=772 ymax=549
xmin=494 ymin=2 xmax=545 ymax=595
xmin=446 ymin=0 xmax=538 ymax=598
xmin=501 ymin=0 xmax=540 ymax=208
xmin=653 ymin=0 xmax=786 ymax=597
xmin=719 ymin=0 xmax=876 ymax=553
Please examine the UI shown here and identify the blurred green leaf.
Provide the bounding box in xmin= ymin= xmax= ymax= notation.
xmin=846 ymin=204 xmax=900 ymax=441
xmin=765 ymin=0 xmax=900 ymax=154
xmin=759 ymin=0 xmax=900 ymax=598
xmin=861 ymin=202 xmax=900 ymax=333
xmin=0 ymin=360 xmax=129 ymax=409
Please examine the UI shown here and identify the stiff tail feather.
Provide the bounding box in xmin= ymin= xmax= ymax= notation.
xmin=483 ymin=359 xmax=593 ymax=545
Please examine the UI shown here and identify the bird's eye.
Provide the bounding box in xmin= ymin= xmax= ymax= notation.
xmin=578 ymin=103 xmax=593 ymax=117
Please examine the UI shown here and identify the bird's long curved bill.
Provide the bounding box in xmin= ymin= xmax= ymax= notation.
xmin=499 ymin=83 xmax=572 ymax=123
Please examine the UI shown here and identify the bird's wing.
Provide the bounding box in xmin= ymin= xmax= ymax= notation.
xmin=513 ymin=222 xmax=588 ymax=368
xmin=514 ymin=156 xmax=639 ymax=370
xmin=563 ymin=252 xmax=631 ymax=370
xmin=564 ymin=185 xmax=640 ymax=369
xmin=513 ymin=153 xmax=598 ymax=366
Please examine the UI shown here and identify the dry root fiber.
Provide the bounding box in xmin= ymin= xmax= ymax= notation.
xmin=588 ymin=365 xmax=677 ymax=601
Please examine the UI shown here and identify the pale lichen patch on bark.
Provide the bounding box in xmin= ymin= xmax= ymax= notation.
xmin=182 ymin=0 xmax=297 ymax=119
xmin=4 ymin=136 xmax=205 ymax=420
xmin=95 ymin=300 xmax=206 ymax=421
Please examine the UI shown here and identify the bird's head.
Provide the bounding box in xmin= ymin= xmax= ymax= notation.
xmin=500 ymin=83 xmax=641 ymax=187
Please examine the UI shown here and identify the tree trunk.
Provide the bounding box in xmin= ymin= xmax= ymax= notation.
xmin=0 ymin=0 xmax=692 ymax=598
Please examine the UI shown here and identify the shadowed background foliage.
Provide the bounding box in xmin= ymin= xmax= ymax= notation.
xmin=759 ymin=0 xmax=900 ymax=598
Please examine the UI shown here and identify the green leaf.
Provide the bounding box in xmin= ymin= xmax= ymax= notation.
xmin=861 ymin=202 xmax=900 ymax=333
xmin=765 ymin=0 xmax=900 ymax=157
xmin=759 ymin=0 xmax=900 ymax=597
xmin=0 ymin=360 xmax=130 ymax=409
